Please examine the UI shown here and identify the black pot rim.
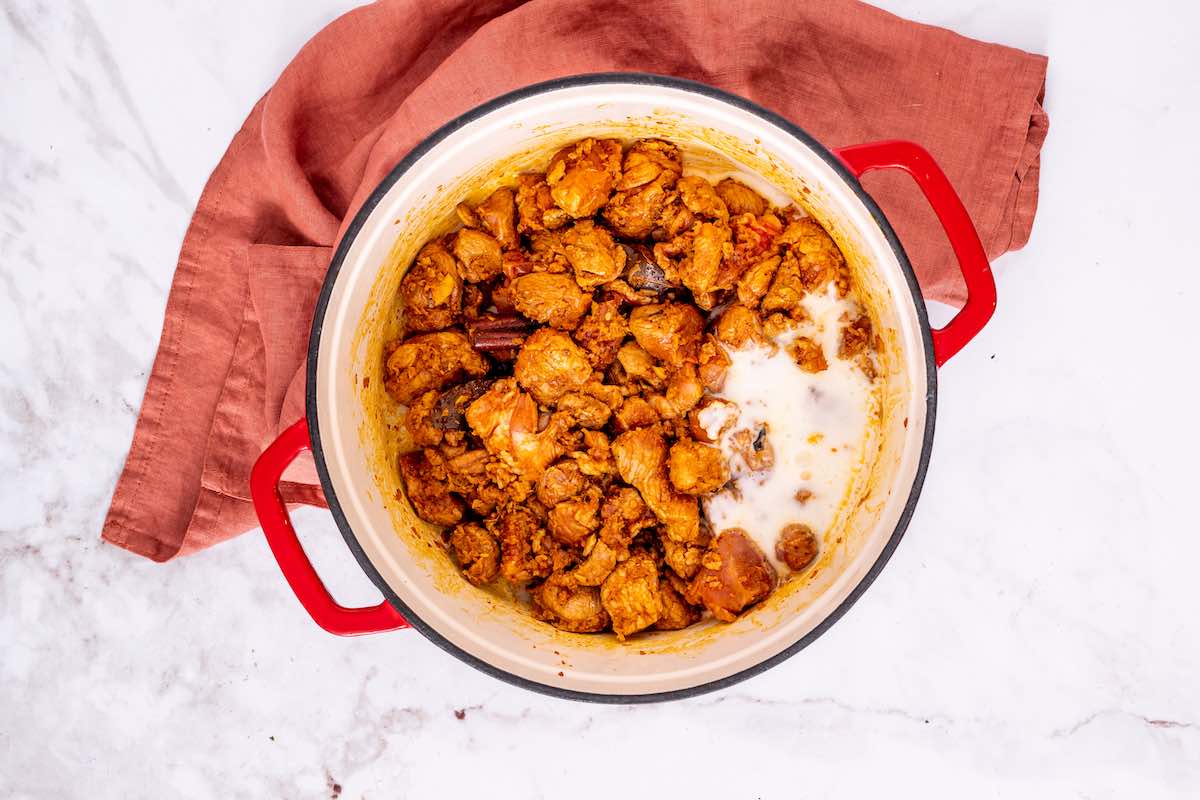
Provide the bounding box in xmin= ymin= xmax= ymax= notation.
xmin=305 ymin=71 xmax=938 ymax=704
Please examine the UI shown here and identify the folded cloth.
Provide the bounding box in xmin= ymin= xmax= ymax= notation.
xmin=102 ymin=0 xmax=1048 ymax=561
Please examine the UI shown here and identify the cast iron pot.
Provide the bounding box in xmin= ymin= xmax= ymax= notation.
xmin=250 ymin=73 xmax=995 ymax=703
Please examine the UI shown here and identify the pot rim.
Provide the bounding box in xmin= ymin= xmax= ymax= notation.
xmin=305 ymin=71 xmax=938 ymax=704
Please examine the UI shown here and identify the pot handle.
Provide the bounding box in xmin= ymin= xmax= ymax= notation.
xmin=834 ymin=140 xmax=996 ymax=366
xmin=250 ymin=417 xmax=409 ymax=636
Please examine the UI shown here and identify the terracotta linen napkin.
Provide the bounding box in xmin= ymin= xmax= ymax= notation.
xmin=102 ymin=0 xmax=1049 ymax=561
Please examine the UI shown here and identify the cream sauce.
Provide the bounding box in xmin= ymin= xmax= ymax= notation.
xmin=704 ymin=283 xmax=879 ymax=571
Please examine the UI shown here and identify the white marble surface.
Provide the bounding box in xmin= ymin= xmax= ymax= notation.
xmin=3 ymin=1 xmax=1199 ymax=797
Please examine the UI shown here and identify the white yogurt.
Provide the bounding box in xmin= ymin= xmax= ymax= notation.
xmin=704 ymin=284 xmax=879 ymax=571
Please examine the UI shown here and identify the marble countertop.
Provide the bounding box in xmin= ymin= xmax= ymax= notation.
xmin=3 ymin=1 xmax=1198 ymax=797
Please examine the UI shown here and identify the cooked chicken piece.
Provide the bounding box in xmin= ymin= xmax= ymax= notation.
xmin=555 ymin=391 xmax=611 ymax=429
xmin=687 ymin=528 xmax=777 ymax=622
xmin=581 ymin=377 xmax=625 ymax=410
xmin=654 ymin=573 xmax=703 ymax=630
xmin=513 ymin=328 xmax=592 ymax=405
xmin=562 ymin=220 xmax=627 ymax=290
xmin=404 ymin=390 xmax=443 ymax=447
xmin=687 ymin=397 xmax=740 ymax=444
xmin=613 ymin=396 xmax=661 ymax=432
xmin=384 ymin=331 xmax=488 ymax=404
xmin=473 ymin=187 xmax=519 ymax=249
xmin=569 ymin=539 xmax=618 ymax=587
xmin=628 ymin=302 xmax=704 ymax=367
xmin=398 ymin=450 xmax=464 ymax=527
xmin=603 ymin=139 xmax=682 ymax=238
xmin=730 ymin=426 xmax=774 ymax=472
xmin=548 ymin=486 xmax=602 ymax=546
xmin=736 ymin=254 xmax=781 ymax=308
xmin=526 ymin=229 xmax=571 ymax=272
xmin=839 ymin=315 xmax=873 ymax=358
xmin=465 ymin=378 xmax=569 ymax=479
xmin=600 ymin=551 xmax=663 ymax=640
xmin=661 ymin=535 xmax=708 ymax=581
xmin=452 ymin=228 xmax=503 ymax=283
xmin=531 ymin=571 xmax=610 ymax=633
xmin=650 ymin=363 xmax=704 ymax=419
xmin=536 ymin=459 xmax=586 ymax=506
xmin=515 ymin=173 xmax=569 ymax=233
xmin=462 ymin=283 xmax=487 ymax=319
xmin=781 ymin=217 xmax=848 ymax=294
xmin=572 ymin=298 xmax=627 ymax=370
xmin=715 ymin=178 xmax=767 ymax=216
xmin=788 ymin=336 xmax=828 ymax=373
xmin=616 ymin=139 xmax=682 ymax=191
xmin=761 ymin=250 xmax=807 ymax=317
xmin=441 ymin=449 xmax=509 ymax=516
xmin=612 ymin=427 xmax=700 ymax=543
xmin=510 ymin=273 xmax=591 ymax=330
xmin=598 ymin=485 xmax=656 ymax=552
xmin=455 ymin=201 xmax=479 ymax=228
xmin=697 ymin=335 xmax=731 ymax=392
xmin=494 ymin=505 xmax=553 ymax=584
xmin=729 ymin=212 xmax=784 ymax=268
xmin=399 ymin=242 xmax=463 ymax=333
xmin=713 ymin=304 xmax=768 ymax=351
xmin=668 ymin=439 xmax=730 ymax=495
xmin=776 ymin=523 xmax=820 ymax=572
xmin=657 ymin=198 xmax=696 ymax=239
xmin=449 ymin=522 xmax=501 ymax=585
xmin=676 ymin=176 xmax=729 ymax=221
xmin=678 ymin=221 xmax=729 ymax=303
xmin=546 ymin=138 xmax=622 ymax=218
xmin=762 ymin=311 xmax=802 ymax=338
xmin=573 ymin=429 xmax=617 ymax=478
xmin=615 ymin=341 xmax=667 ymax=389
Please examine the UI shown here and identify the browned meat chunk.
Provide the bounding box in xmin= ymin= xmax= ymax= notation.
xmin=384 ymin=331 xmax=488 ymax=404
xmin=687 ymin=529 xmax=777 ymax=622
xmin=697 ymin=335 xmax=731 ymax=392
xmin=574 ymin=429 xmax=617 ymax=478
xmin=404 ymin=390 xmax=443 ymax=447
xmin=555 ymin=391 xmax=611 ymax=429
xmin=661 ymin=535 xmax=707 ymax=580
xmin=651 ymin=363 xmax=704 ymax=420
xmin=511 ymin=273 xmax=591 ymax=330
xmin=474 ymin=187 xmax=519 ymax=250
xmin=515 ymin=173 xmax=569 ymax=233
xmin=536 ymin=460 xmax=586 ymax=506
xmin=612 ymin=427 xmax=700 ymax=543
xmin=398 ymin=450 xmax=464 ymax=527
xmin=781 ymin=217 xmax=848 ymax=294
xmin=613 ymin=396 xmax=661 ymax=432
xmin=788 ymin=336 xmax=828 ymax=373
xmin=615 ymin=341 xmax=667 ymax=389
xmin=598 ymin=486 xmax=655 ymax=552
xmin=548 ymin=486 xmax=602 ymax=546
xmin=730 ymin=426 xmax=774 ymax=472
xmin=713 ymin=303 xmax=767 ymax=351
xmin=668 ymin=439 xmax=730 ymax=495
xmin=736 ymin=254 xmax=780 ymax=308
xmin=399 ymin=242 xmax=462 ymax=333
xmin=449 ymin=522 xmax=500 ymax=585
xmin=776 ymin=523 xmax=819 ymax=572
xmin=563 ymin=220 xmax=627 ymax=290
xmin=839 ymin=315 xmax=873 ymax=358
xmin=679 ymin=221 xmax=729 ymax=303
xmin=600 ymin=551 xmax=663 ymax=640
xmin=761 ymin=250 xmax=807 ymax=317
xmin=628 ymin=302 xmax=704 ymax=367
xmin=676 ymin=176 xmax=728 ymax=221
xmin=453 ymin=228 xmax=503 ymax=283
xmin=573 ymin=298 xmax=627 ymax=369
xmin=465 ymin=378 xmax=569 ymax=479
xmin=570 ymin=540 xmax=618 ymax=587
xmin=687 ymin=396 xmax=740 ymax=444
xmin=513 ymin=328 xmax=592 ymax=405
xmin=603 ymin=139 xmax=682 ymax=238
xmin=546 ymin=138 xmax=622 ymax=218
xmin=654 ymin=574 xmax=703 ymax=630
xmin=715 ymin=178 xmax=767 ymax=216
xmin=532 ymin=571 xmax=609 ymax=633
xmin=494 ymin=505 xmax=552 ymax=584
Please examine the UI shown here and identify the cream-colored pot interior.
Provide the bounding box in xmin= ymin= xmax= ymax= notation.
xmin=311 ymin=77 xmax=932 ymax=699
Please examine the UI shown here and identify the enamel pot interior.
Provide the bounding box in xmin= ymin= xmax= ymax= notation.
xmin=308 ymin=75 xmax=935 ymax=701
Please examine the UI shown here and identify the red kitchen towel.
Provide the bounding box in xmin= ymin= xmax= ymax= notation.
xmin=101 ymin=0 xmax=1048 ymax=561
